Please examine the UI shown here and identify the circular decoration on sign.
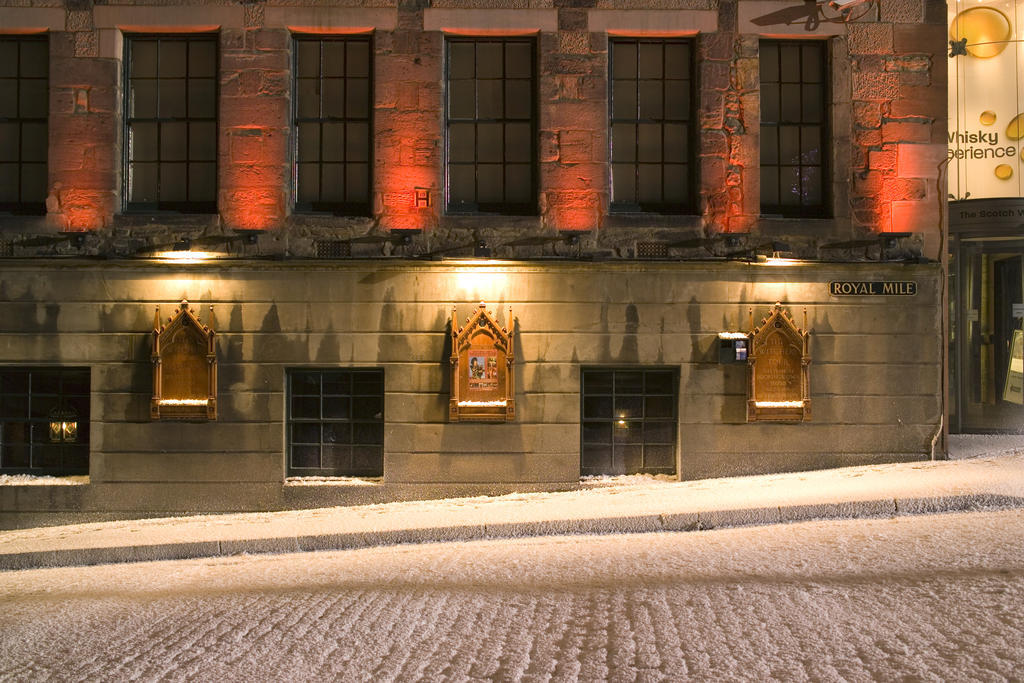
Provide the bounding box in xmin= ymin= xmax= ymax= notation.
xmin=949 ymin=7 xmax=1012 ymax=59
xmin=995 ymin=163 xmax=1014 ymax=180
xmin=1007 ymin=113 xmax=1024 ymax=141
xmin=980 ymin=110 xmax=997 ymax=126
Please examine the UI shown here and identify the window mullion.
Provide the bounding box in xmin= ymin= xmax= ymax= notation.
xmin=184 ymin=41 xmax=191 ymax=202
xmin=632 ymin=54 xmax=639 ymax=207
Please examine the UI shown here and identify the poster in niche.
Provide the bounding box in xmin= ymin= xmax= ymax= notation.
xmin=449 ymin=302 xmax=515 ymax=422
xmin=468 ymin=349 xmax=499 ymax=391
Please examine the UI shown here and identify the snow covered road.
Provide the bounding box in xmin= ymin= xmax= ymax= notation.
xmin=1 ymin=509 xmax=1023 ymax=681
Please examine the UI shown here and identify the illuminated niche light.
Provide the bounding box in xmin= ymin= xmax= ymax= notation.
xmin=151 ymin=250 xmax=222 ymax=264
xmin=156 ymin=398 xmax=210 ymax=406
xmin=754 ymin=400 xmax=805 ymax=408
xmin=456 ymin=400 xmax=508 ymax=407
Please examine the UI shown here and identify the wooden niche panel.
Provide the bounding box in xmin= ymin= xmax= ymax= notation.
xmin=747 ymin=303 xmax=810 ymax=422
xmin=450 ymin=302 xmax=515 ymax=422
xmin=151 ymin=300 xmax=217 ymax=421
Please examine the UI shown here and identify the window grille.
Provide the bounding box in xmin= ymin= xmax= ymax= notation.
xmin=0 ymin=367 xmax=90 ymax=475
xmin=581 ymin=368 xmax=677 ymax=476
xmin=287 ymin=368 xmax=384 ymax=477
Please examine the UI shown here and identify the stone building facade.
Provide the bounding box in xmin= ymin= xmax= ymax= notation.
xmin=0 ymin=0 xmax=947 ymax=523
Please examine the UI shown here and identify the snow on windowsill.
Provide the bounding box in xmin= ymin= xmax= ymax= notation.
xmin=0 ymin=474 xmax=89 ymax=486
xmin=284 ymin=476 xmax=383 ymax=487
xmin=580 ymin=473 xmax=678 ymax=488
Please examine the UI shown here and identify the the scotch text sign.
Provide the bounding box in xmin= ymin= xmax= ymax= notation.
xmin=828 ymin=281 xmax=917 ymax=296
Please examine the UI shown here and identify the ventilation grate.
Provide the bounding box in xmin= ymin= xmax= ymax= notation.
xmin=314 ymin=240 xmax=351 ymax=258
xmin=637 ymin=241 xmax=668 ymax=259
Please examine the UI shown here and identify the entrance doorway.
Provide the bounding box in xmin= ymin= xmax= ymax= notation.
xmin=951 ymin=237 xmax=1024 ymax=432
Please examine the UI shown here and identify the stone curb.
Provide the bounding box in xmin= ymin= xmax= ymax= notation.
xmin=2 ymin=493 xmax=1023 ymax=572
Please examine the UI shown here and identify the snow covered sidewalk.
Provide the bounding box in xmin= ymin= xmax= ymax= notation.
xmin=3 ymin=439 xmax=1024 ymax=571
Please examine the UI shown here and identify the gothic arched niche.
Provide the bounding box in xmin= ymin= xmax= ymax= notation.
xmin=747 ymin=303 xmax=811 ymax=422
xmin=152 ymin=300 xmax=217 ymax=420
xmin=450 ymin=302 xmax=515 ymax=422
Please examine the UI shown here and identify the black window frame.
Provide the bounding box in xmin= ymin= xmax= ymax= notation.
xmin=123 ymin=33 xmax=219 ymax=214
xmin=286 ymin=368 xmax=385 ymax=478
xmin=580 ymin=367 xmax=678 ymax=477
xmin=609 ymin=37 xmax=697 ymax=215
xmin=0 ymin=34 xmax=48 ymax=215
xmin=759 ymin=39 xmax=830 ymax=218
xmin=292 ymin=33 xmax=374 ymax=216
xmin=0 ymin=367 xmax=90 ymax=476
xmin=444 ymin=35 xmax=538 ymax=216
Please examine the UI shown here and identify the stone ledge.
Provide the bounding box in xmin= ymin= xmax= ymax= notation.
xmin=589 ymin=9 xmax=717 ymax=35
xmin=424 ymin=9 xmax=557 ymax=33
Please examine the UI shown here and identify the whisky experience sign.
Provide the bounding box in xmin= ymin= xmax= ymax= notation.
xmin=828 ymin=280 xmax=917 ymax=296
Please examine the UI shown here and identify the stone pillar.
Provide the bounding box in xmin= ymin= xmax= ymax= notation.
xmin=539 ymin=1 xmax=607 ymax=233
xmin=888 ymin=6 xmax=948 ymax=258
xmin=848 ymin=0 xmax=945 ymax=244
xmin=47 ymin=3 xmax=119 ymax=232
xmin=375 ymin=0 xmax=442 ymax=232
xmin=219 ymin=3 xmax=290 ymax=230
xmin=699 ymin=0 xmax=756 ymax=234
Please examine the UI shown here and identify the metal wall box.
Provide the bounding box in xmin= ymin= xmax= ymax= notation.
xmin=718 ymin=332 xmax=749 ymax=363
xmin=450 ymin=302 xmax=515 ymax=422
xmin=747 ymin=303 xmax=810 ymax=422
xmin=151 ymin=300 xmax=217 ymax=421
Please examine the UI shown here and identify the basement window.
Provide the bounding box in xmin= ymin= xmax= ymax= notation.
xmin=287 ymin=368 xmax=384 ymax=477
xmin=581 ymin=368 xmax=678 ymax=477
xmin=0 ymin=368 xmax=90 ymax=476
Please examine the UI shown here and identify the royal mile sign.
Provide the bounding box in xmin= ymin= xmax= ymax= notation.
xmin=828 ymin=281 xmax=917 ymax=296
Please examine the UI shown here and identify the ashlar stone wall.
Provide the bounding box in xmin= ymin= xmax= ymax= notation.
xmin=0 ymin=260 xmax=942 ymax=514
xmin=0 ymin=0 xmax=948 ymax=260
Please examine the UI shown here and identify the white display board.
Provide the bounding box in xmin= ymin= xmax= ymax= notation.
xmin=948 ymin=0 xmax=1024 ymax=202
